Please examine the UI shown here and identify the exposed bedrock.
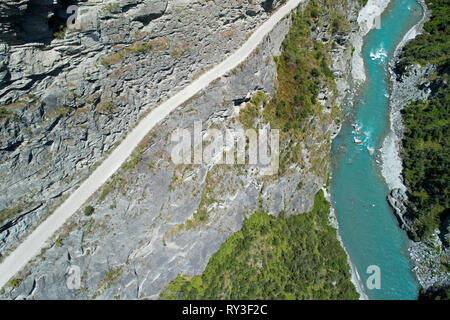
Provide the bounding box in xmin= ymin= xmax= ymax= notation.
xmin=0 ymin=0 xmax=289 ymax=256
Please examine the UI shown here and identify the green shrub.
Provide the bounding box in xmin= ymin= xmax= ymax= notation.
xmin=399 ymin=0 xmax=449 ymax=241
xmin=161 ymin=191 xmax=359 ymax=300
xmin=84 ymin=205 xmax=95 ymax=216
xmin=9 ymin=278 xmax=22 ymax=290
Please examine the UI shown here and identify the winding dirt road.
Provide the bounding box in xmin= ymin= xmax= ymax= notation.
xmin=0 ymin=0 xmax=302 ymax=290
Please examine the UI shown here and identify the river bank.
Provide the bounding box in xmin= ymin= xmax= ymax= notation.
xmin=382 ymin=0 xmax=430 ymax=193
xmin=326 ymin=0 xmax=396 ymax=300
xmin=330 ymin=0 xmax=392 ymax=300
xmin=324 ymin=187 xmax=368 ymax=299
xmin=384 ymin=0 xmax=450 ymax=292
xmin=330 ymin=0 xmax=427 ymax=299
xmin=326 ymin=0 xmax=395 ymax=299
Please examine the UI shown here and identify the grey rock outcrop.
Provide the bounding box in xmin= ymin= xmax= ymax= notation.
xmin=387 ymin=188 xmax=413 ymax=233
xmin=1 ymin=11 xmax=293 ymax=300
xmin=0 ymin=0 xmax=288 ymax=257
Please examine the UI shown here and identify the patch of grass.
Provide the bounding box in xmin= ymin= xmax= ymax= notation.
xmin=357 ymin=0 xmax=368 ymax=7
xmin=53 ymin=25 xmax=66 ymax=39
xmin=9 ymin=278 xmax=22 ymax=290
xmin=96 ymin=101 xmax=115 ymax=114
xmin=171 ymin=40 xmax=192 ymax=58
xmin=166 ymin=166 xmax=231 ymax=239
xmin=123 ymin=148 xmax=144 ymax=170
xmin=84 ymin=205 xmax=95 ymax=217
xmin=98 ymin=265 xmax=124 ymax=290
xmin=54 ymin=238 xmax=63 ymax=247
xmin=100 ymin=39 xmax=169 ymax=67
xmin=99 ymin=179 xmax=117 ymax=202
xmin=238 ymin=91 xmax=269 ymax=129
xmin=101 ymin=3 xmax=121 ymax=13
xmin=46 ymin=105 xmax=71 ymax=119
xmin=0 ymin=203 xmax=26 ymax=226
xmin=0 ymin=107 xmax=11 ymax=119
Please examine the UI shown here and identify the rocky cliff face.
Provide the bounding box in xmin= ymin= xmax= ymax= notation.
xmin=0 ymin=0 xmax=288 ymax=257
xmin=0 ymin=0 xmax=363 ymax=299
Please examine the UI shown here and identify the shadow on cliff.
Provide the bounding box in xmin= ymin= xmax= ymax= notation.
xmin=0 ymin=0 xmax=78 ymax=45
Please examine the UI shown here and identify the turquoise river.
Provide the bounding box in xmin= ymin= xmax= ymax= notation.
xmin=330 ymin=0 xmax=423 ymax=299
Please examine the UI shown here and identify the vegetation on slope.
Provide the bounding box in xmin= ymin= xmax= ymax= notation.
xmin=419 ymin=285 xmax=450 ymax=300
xmin=160 ymin=1 xmax=358 ymax=300
xmin=398 ymin=0 xmax=449 ymax=300
xmin=400 ymin=1 xmax=449 ymax=68
xmin=398 ymin=0 xmax=449 ymax=242
xmin=160 ymin=191 xmax=358 ymax=300
xmin=261 ymin=0 xmax=344 ymax=175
